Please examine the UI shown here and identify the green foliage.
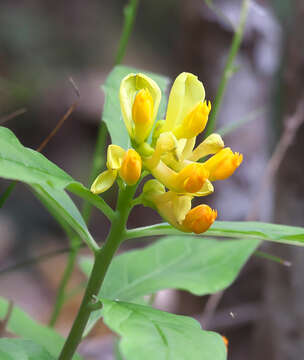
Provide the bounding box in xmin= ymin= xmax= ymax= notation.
xmin=101 ymin=299 xmax=227 ymax=360
xmin=81 ymin=236 xmax=259 ymax=300
xmin=207 ymin=221 xmax=304 ymax=246
xmin=0 ymin=339 xmax=55 ymax=360
xmin=138 ymin=221 xmax=304 ymax=246
xmin=0 ymin=126 xmax=103 ymax=250
xmin=102 ymin=65 xmax=170 ymax=148
xmin=0 ymin=298 xmax=82 ymax=360
xmin=80 ymin=236 xmax=259 ymax=336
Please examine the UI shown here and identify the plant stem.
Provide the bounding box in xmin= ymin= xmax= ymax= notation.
xmin=205 ymin=0 xmax=250 ymax=137
xmin=115 ymin=0 xmax=140 ymax=65
xmin=58 ymin=185 xmax=137 ymax=360
xmin=49 ymin=245 xmax=80 ymax=327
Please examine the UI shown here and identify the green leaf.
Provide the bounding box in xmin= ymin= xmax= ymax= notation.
xmin=0 ymin=297 xmax=82 ymax=360
xmin=128 ymin=221 xmax=304 ymax=247
xmin=81 ymin=237 xmax=259 ymax=301
xmin=0 ymin=126 xmax=102 ymax=250
xmin=0 ymin=339 xmax=55 ymax=360
xmin=81 ymin=237 xmax=258 ymax=335
xmin=0 ymin=126 xmax=73 ymax=189
xmin=101 ymin=299 xmax=227 ymax=360
xmin=102 ymin=65 xmax=170 ymax=148
xmin=207 ymin=221 xmax=304 ymax=246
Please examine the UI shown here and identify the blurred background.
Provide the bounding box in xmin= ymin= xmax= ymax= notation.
xmin=1 ymin=0 xmax=304 ymax=359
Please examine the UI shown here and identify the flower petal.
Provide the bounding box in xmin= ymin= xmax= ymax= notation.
xmin=90 ymin=169 xmax=117 ymax=194
xmin=107 ymin=145 xmax=125 ymax=170
xmin=194 ymin=179 xmax=214 ymax=197
xmin=120 ymin=73 xmax=161 ymax=140
xmin=189 ymin=133 xmax=224 ymax=162
xmin=163 ymin=72 xmax=205 ymax=132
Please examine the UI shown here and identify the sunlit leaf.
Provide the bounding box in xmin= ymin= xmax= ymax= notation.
xmin=101 ymin=299 xmax=227 ymax=360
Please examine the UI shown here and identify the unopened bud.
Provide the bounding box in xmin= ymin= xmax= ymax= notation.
xmin=204 ymin=147 xmax=243 ymax=181
xmin=182 ymin=204 xmax=217 ymax=234
xmin=132 ymin=88 xmax=154 ymax=143
xmin=174 ymin=100 xmax=211 ymax=139
xmin=119 ymin=149 xmax=142 ymax=185
xmin=176 ymin=163 xmax=209 ymax=193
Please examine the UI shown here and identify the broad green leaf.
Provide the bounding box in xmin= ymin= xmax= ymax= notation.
xmin=0 ymin=126 xmax=104 ymax=250
xmin=0 ymin=126 xmax=73 ymax=189
xmin=102 ymin=65 xmax=170 ymax=148
xmin=81 ymin=237 xmax=258 ymax=335
xmin=101 ymin=299 xmax=227 ymax=360
xmin=128 ymin=221 xmax=304 ymax=246
xmin=0 ymin=297 xmax=82 ymax=360
xmin=81 ymin=237 xmax=259 ymax=301
xmin=0 ymin=339 xmax=55 ymax=360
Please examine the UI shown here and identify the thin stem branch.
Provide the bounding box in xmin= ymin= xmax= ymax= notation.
xmin=59 ymin=185 xmax=137 ymax=360
xmin=205 ymin=0 xmax=250 ymax=137
xmin=49 ymin=245 xmax=80 ymax=327
xmin=115 ymin=0 xmax=140 ymax=65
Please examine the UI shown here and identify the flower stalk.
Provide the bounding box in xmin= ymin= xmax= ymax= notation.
xmin=58 ymin=184 xmax=137 ymax=360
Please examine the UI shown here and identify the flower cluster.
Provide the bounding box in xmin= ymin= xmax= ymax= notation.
xmin=91 ymin=72 xmax=243 ymax=234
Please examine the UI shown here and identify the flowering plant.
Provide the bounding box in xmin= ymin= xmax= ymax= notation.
xmin=0 ymin=2 xmax=303 ymax=360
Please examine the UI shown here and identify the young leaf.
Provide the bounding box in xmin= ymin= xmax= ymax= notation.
xmin=102 ymin=65 xmax=170 ymax=148
xmin=0 ymin=338 xmax=55 ymax=360
xmin=101 ymin=299 xmax=227 ymax=360
xmin=0 ymin=297 xmax=82 ymax=360
xmin=127 ymin=221 xmax=304 ymax=247
xmin=81 ymin=237 xmax=259 ymax=301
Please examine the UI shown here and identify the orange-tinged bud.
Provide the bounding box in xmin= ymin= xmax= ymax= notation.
xmin=222 ymin=336 xmax=229 ymax=349
xmin=119 ymin=149 xmax=142 ymax=185
xmin=132 ymin=88 xmax=154 ymax=143
xmin=176 ymin=163 xmax=209 ymax=193
xmin=182 ymin=204 xmax=217 ymax=234
xmin=204 ymin=147 xmax=243 ymax=181
xmin=173 ymin=100 xmax=211 ymax=139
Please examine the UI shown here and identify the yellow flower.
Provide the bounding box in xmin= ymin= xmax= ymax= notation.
xmin=91 ymin=145 xmax=141 ymax=194
xmin=119 ymin=149 xmax=142 ymax=185
xmin=150 ymin=160 xmax=214 ymax=196
xmin=182 ymin=204 xmax=217 ymax=234
xmin=204 ymin=147 xmax=243 ymax=181
xmin=142 ymin=180 xmax=216 ymax=234
xmin=120 ymin=73 xmax=161 ymax=144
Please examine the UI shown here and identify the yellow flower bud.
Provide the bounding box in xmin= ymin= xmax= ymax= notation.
xmin=119 ymin=149 xmax=142 ymax=185
xmin=173 ymin=100 xmax=211 ymax=139
xmin=182 ymin=204 xmax=217 ymax=234
xmin=176 ymin=163 xmax=209 ymax=193
xmin=132 ymin=88 xmax=154 ymax=143
xmin=204 ymin=147 xmax=243 ymax=181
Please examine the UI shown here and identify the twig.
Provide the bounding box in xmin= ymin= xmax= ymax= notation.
xmin=200 ymin=291 xmax=224 ymax=329
xmin=0 ymin=108 xmax=27 ymax=124
xmin=247 ymin=100 xmax=304 ymax=220
xmin=205 ymin=0 xmax=250 ymax=137
xmin=37 ymin=78 xmax=80 ymax=152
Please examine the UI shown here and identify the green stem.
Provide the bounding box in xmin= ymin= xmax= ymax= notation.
xmin=205 ymin=0 xmax=250 ymax=137
xmin=58 ymin=185 xmax=137 ymax=360
xmin=115 ymin=0 xmax=140 ymax=65
xmin=49 ymin=245 xmax=80 ymax=327
xmin=0 ymin=182 xmax=16 ymax=208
